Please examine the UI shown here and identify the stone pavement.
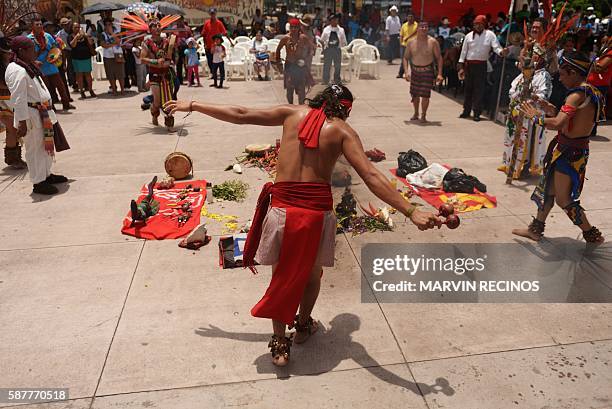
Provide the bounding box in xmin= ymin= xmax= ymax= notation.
xmin=1 ymin=64 xmax=611 ymax=409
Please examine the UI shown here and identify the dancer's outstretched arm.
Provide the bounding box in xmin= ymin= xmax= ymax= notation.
xmin=163 ymin=100 xmax=297 ymax=126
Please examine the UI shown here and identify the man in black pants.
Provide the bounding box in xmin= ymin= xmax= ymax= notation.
xmin=321 ymin=14 xmax=347 ymax=85
xmin=457 ymin=15 xmax=507 ymax=121
xmin=385 ymin=6 xmax=401 ymax=64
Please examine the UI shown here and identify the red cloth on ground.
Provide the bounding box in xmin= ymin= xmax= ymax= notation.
xmin=121 ymin=180 xmax=207 ymax=240
xmin=390 ymin=169 xmax=496 ymax=212
xmin=244 ymin=182 xmax=333 ymax=325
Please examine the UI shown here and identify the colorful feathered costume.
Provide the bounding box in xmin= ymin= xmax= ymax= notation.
xmin=503 ymin=2 xmax=579 ymax=182
xmin=119 ymin=11 xmax=181 ymax=129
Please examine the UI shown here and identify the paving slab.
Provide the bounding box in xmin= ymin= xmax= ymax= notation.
xmin=96 ymin=237 xmax=404 ymax=394
xmin=0 ymin=399 xmax=91 ymax=409
xmin=0 ymin=174 xmax=152 ymax=250
xmin=0 ymin=242 xmax=142 ymax=404
xmin=93 ymin=364 xmax=431 ymax=409
xmin=2 ymin=60 xmax=611 ymax=407
xmin=410 ymin=340 xmax=612 ymax=409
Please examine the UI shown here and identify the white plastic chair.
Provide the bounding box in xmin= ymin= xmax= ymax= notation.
xmin=340 ymin=49 xmax=352 ymax=82
xmin=226 ymin=46 xmax=248 ymax=81
xmin=233 ymin=36 xmax=251 ymax=43
xmin=196 ymin=37 xmax=205 ymax=51
xmin=342 ymin=38 xmax=366 ymax=54
xmin=93 ymin=46 xmax=105 ymax=80
xmin=310 ymin=47 xmax=324 ymax=80
xmin=235 ymin=42 xmax=255 ymax=79
xmin=195 ymin=37 xmax=210 ymax=77
xmin=354 ymin=44 xmax=380 ymax=79
xmin=222 ymin=36 xmax=232 ymax=51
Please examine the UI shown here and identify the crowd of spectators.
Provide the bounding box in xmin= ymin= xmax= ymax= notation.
xmin=20 ymin=3 xmax=612 ymax=117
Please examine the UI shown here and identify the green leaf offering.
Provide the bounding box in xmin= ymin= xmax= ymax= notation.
xmin=212 ymin=180 xmax=249 ymax=202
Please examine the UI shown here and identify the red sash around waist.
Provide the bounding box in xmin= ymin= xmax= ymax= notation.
xmin=244 ymin=181 xmax=333 ymax=325
xmin=556 ymin=133 xmax=589 ymax=149
xmin=243 ymin=181 xmax=332 ymax=273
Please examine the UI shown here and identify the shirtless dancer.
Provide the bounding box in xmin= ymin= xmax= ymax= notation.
xmin=402 ymin=21 xmax=443 ymax=122
xmin=164 ymin=84 xmax=442 ymax=366
xmin=275 ymin=18 xmax=314 ymax=104
xmin=513 ymin=51 xmax=605 ymax=244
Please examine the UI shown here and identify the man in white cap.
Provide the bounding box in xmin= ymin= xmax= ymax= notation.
xmin=385 ymin=5 xmax=401 ymax=65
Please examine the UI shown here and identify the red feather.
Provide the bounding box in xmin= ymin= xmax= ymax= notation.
xmin=160 ymin=15 xmax=181 ymax=29
xmin=542 ymin=0 xmax=552 ymax=20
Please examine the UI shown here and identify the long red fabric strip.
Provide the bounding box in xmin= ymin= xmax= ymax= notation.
xmin=244 ymin=182 xmax=333 ymax=325
xmin=297 ymin=106 xmax=327 ymax=149
xmin=242 ymin=182 xmax=274 ymax=273
xmin=297 ymin=100 xmax=352 ymax=149
xmin=250 ymin=207 xmax=325 ymax=325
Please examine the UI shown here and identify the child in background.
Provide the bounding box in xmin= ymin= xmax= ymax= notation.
xmin=211 ymin=34 xmax=226 ymax=89
xmin=184 ymin=38 xmax=200 ymax=87
xmin=132 ymin=39 xmax=147 ymax=92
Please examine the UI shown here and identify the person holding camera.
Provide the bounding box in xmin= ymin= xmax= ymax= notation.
xmin=69 ymin=21 xmax=96 ymax=99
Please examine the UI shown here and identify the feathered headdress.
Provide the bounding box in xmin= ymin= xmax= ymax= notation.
xmin=119 ymin=11 xmax=181 ymax=43
xmin=533 ymin=2 xmax=579 ymax=57
xmin=0 ymin=0 xmax=38 ymax=51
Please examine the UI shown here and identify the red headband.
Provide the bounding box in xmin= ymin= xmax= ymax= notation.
xmin=340 ymin=99 xmax=353 ymax=110
xmin=289 ymin=18 xmax=301 ymax=27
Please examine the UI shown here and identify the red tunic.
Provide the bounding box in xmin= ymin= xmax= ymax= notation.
xmin=200 ymin=19 xmax=227 ymax=51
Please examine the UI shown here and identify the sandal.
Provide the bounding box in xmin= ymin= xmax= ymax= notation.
xmin=583 ymin=226 xmax=604 ymax=244
xmin=268 ymin=334 xmax=292 ymax=367
xmin=289 ymin=315 xmax=319 ymax=344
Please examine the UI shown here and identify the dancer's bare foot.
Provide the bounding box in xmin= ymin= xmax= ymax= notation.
xmin=152 ymin=116 xmax=159 ymax=126
xmin=268 ymin=335 xmax=292 ymax=367
xmin=420 ymin=114 xmax=428 ymax=123
xmin=511 ymin=228 xmax=543 ymax=242
xmin=410 ymin=114 xmax=419 ymax=121
xmin=291 ymin=315 xmax=319 ymax=344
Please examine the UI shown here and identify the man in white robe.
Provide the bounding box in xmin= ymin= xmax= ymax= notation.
xmin=499 ymin=54 xmax=552 ymax=179
xmin=5 ymin=36 xmax=67 ymax=195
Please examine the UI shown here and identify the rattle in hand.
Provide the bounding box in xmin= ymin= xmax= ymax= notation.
xmin=438 ymin=203 xmax=460 ymax=229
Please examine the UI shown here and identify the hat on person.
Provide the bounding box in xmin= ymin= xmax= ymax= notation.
xmin=389 ymin=5 xmax=399 ymax=12
xmin=209 ymin=7 xmax=217 ymax=14
xmin=59 ymin=17 xmax=71 ymax=25
xmin=474 ymin=15 xmax=487 ymax=25
xmin=289 ymin=18 xmax=301 ymax=27
xmin=10 ymin=35 xmax=34 ymax=52
xmin=212 ymin=33 xmax=223 ymax=40
xmin=187 ymin=37 xmax=196 ymax=45
xmin=301 ymin=15 xmax=312 ymax=27
xmin=586 ymin=6 xmax=595 ymax=11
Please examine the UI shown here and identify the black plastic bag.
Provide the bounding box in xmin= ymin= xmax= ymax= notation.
xmin=442 ymin=168 xmax=487 ymax=193
xmin=396 ymin=150 xmax=427 ymax=178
